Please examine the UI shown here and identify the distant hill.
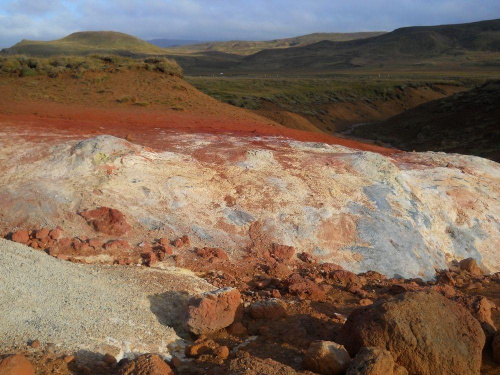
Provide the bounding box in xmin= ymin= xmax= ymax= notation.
xmin=237 ymin=19 xmax=500 ymax=71
xmin=167 ymin=19 xmax=500 ymax=74
xmin=2 ymin=31 xmax=167 ymax=56
xmin=351 ymin=80 xmax=500 ymax=161
xmin=148 ymin=39 xmax=204 ymax=48
xmin=165 ymin=32 xmax=387 ymax=55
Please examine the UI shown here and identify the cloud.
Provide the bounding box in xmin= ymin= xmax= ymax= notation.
xmin=1 ymin=0 xmax=499 ymax=48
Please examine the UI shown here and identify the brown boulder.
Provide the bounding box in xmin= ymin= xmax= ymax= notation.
xmin=303 ymin=340 xmax=351 ymax=375
xmin=11 ymin=230 xmax=30 ymax=244
xmin=270 ymin=243 xmax=295 ymax=262
xmin=0 ymin=354 xmax=35 ymax=375
xmin=35 ymin=228 xmax=50 ymax=240
xmin=173 ymin=235 xmax=190 ymax=248
xmin=184 ymin=287 xmax=241 ymax=334
xmin=118 ymin=354 xmax=173 ymax=375
xmin=346 ymin=347 xmax=406 ymax=375
xmin=229 ymin=354 xmax=299 ymax=374
xmin=79 ymin=207 xmax=131 ymax=236
xmin=452 ymin=294 xmax=496 ymax=338
xmin=459 ymin=258 xmax=483 ymax=276
xmin=249 ymin=299 xmax=287 ymax=320
xmin=286 ymin=273 xmax=326 ymax=301
xmin=195 ymin=247 xmax=229 ymax=262
xmin=329 ymin=270 xmax=361 ymax=286
xmin=337 ymin=291 xmax=485 ymax=375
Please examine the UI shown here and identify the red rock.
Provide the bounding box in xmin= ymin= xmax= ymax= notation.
xmin=459 ymin=258 xmax=483 ymax=276
xmin=270 ymin=243 xmax=295 ymax=262
xmin=227 ymin=322 xmax=247 ymax=336
xmin=142 ymin=251 xmax=158 ymax=267
xmin=329 ymin=270 xmax=361 ymax=286
xmin=0 ymin=354 xmax=35 ymax=375
xmin=103 ymin=353 xmax=117 ymax=365
xmin=104 ymin=240 xmax=131 ymax=251
xmin=249 ymin=299 xmax=287 ymax=320
xmin=58 ymin=237 xmax=71 ymax=248
xmin=317 ymin=263 xmax=344 ymax=274
xmin=34 ymin=228 xmax=49 ymax=239
xmin=88 ymin=238 xmax=104 ymax=248
xmin=29 ymin=339 xmax=40 ymax=348
xmin=215 ymin=346 xmax=229 ymax=360
xmin=173 ymin=235 xmax=190 ymax=248
xmin=118 ymin=354 xmax=173 ymax=375
xmin=303 ymin=341 xmax=351 ymax=375
xmin=11 ymin=230 xmax=30 ymax=244
xmin=346 ymin=347 xmax=402 ymax=375
xmin=337 ymin=291 xmax=485 ymax=375
xmin=286 ymin=273 xmax=326 ymax=301
xmin=298 ymin=252 xmax=315 ymax=263
xmin=158 ymin=244 xmax=173 ymax=255
xmin=184 ymin=287 xmax=241 ymax=334
xmin=436 ymin=271 xmax=455 ymax=286
xmin=452 ymin=294 xmax=497 ymax=338
xmin=195 ymin=247 xmax=229 ymax=262
xmin=359 ymin=298 xmax=373 ymax=306
xmin=159 ymin=238 xmax=170 ymax=247
xmin=49 ymin=227 xmax=62 ymax=240
xmin=79 ymin=207 xmax=131 ymax=236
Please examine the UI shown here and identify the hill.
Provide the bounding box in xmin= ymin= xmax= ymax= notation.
xmin=167 ymin=19 xmax=500 ymax=74
xmin=351 ymin=80 xmax=500 ymax=161
xmin=164 ymin=32 xmax=386 ymax=55
xmin=147 ymin=38 xmax=204 ymax=47
xmin=1 ymin=31 xmax=167 ymax=56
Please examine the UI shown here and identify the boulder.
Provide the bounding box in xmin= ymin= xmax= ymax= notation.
xmin=270 ymin=243 xmax=295 ymax=262
xmin=195 ymin=247 xmax=228 ymax=262
xmin=329 ymin=270 xmax=361 ymax=286
xmin=79 ymin=207 xmax=131 ymax=236
xmin=249 ymin=299 xmax=287 ymax=320
xmin=337 ymin=291 xmax=485 ymax=375
xmin=303 ymin=340 xmax=351 ymax=375
xmin=0 ymin=354 xmax=35 ymax=375
xmin=184 ymin=287 xmax=241 ymax=334
xmin=459 ymin=258 xmax=483 ymax=276
xmin=118 ymin=354 xmax=173 ymax=375
xmin=452 ymin=294 xmax=496 ymax=339
xmin=286 ymin=273 xmax=326 ymax=301
xmin=346 ymin=347 xmax=406 ymax=375
xmin=11 ymin=230 xmax=29 ymax=244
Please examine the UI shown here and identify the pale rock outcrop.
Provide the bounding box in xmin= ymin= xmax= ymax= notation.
xmin=0 ymin=134 xmax=498 ymax=279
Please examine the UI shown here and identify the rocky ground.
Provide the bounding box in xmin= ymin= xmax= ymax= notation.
xmin=0 ymin=70 xmax=499 ymax=375
xmin=0 ymin=129 xmax=498 ymax=374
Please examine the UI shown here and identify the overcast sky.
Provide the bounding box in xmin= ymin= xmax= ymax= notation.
xmin=1 ymin=0 xmax=499 ymax=48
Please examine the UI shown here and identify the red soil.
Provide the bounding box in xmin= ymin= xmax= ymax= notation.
xmin=0 ymin=72 xmax=395 ymax=155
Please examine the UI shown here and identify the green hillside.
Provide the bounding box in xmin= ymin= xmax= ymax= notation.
xmin=165 ymin=19 xmax=500 ymax=74
xmin=352 ymin=80 xmax=500 ymax=161
xmin=2 ymin=31 xmax=167 ymax=57
xmin=165 ymin=32 xmax=386 ymax=55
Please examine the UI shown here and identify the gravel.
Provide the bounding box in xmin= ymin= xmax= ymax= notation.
xmin=0 ymin=239 xmax=213 ymax=361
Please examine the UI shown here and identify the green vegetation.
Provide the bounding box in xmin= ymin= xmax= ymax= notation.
xmin=351 ymin=80 xmax=500 ymax=161
xmin=186 ymin=74 xmax=467 ymax=112
xmin=165 ymin=32 xmax=386 ymax=55
xmin=0 ymin=55 xmax=183 ymax=78
xmin=2 ymin=31 xmax=167 ymax=57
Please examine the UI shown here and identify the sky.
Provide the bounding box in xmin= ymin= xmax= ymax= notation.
xmin=0 ymin=0 xmax=499 ymax=48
